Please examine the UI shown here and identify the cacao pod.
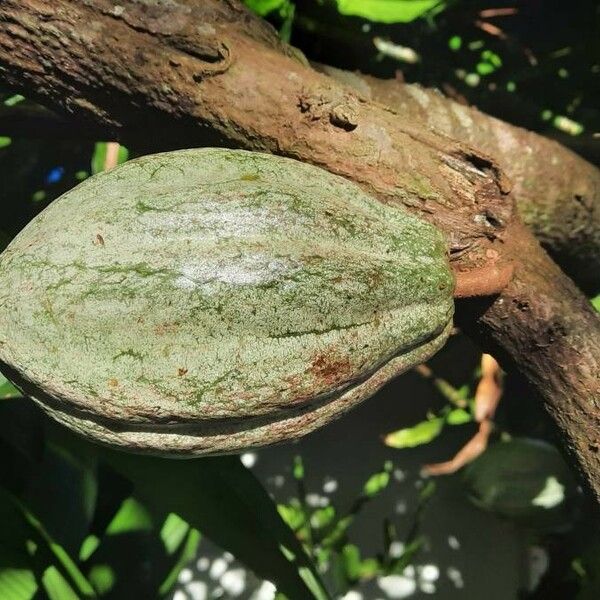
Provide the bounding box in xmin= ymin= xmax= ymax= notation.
xmin=0 ymin=149 xmax=453 ymax=455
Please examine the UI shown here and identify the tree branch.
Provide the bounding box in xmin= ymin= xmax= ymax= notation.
xmin=2 ymin=43 xmax=598 ymax=294
xmin=0 ymin=0 xmax=598 ymax=501
xmin=318 ymin=65 xmax=600 ymax=294
xmin=455 ymin=221 xmax=600 ymax=495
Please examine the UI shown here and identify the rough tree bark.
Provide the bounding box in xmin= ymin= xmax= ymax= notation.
xmin=318 ymin=65 xmax=600 ymax=294
xmin=0 ymin=0 xmax=598 ymax=500
xmin=3 ymin=73 xmax=599 ymax=295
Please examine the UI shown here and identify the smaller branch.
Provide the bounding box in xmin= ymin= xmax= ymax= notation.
xmin=454 ymin=262 xmax=514 ymax=298
xmin=422 ymin=421 xmax=493 ymax=477
xmin=103 ymin=142 xmax=120 ymax=170
xmin=479 ymin=8 xmax=519 ymax=18
xmin=473 ymin=354 xmax=502 ymax=422
xmin=413 ymin=363 xmax=468 ymax=408
xmin=421 ymin=354 xmax=501 ymax=476
xmin=474 ymin=19 xmax=537 ymax=64
xmin=457 ymin=221 xmax=600 ymax=503
xmin=474 ymin=20 xmax=508 ymax=40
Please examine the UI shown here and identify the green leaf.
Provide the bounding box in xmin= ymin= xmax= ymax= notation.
xmin=99 ymin=451 xmax=331 ymax=600
xmin=339 ymin=544 xmax=380 ymax=581
xmin=3 ymin=94 xmax=24 ymax=107
xmin=336 ymin=0 xmax=443 ymax=23
xmin=278 ymin=501 xmax=307 ymax=532
xmin=106 ymin=497 xmax=153 ymax=535
xmin=463 ymin=438 xmax=579 ymax=531
xmin=418 ymin=480 xmax=436 ymax=502
xmin=87 ymin=564 xmax=115 ymax=596
xmin=552 ymin=115 xmax=584 ymax=136
xmin=279 ymin=2 xmax=295 ymax=43
xmin=160 ymin=513 xmax=190 ymax=555
xmin=244 ymin=0 xmax=287 ymax=16
xmin=78 ymin=536 xmax=100 ymax=562
xmin=446 ymin=408 xmax=472 ymax=426
xmin=0 ymin=137 xmax=12 ymax=150
xmin=293 ymin=455 xmax=305 ymax=480
xmin=358 ymin=557 xmax=380 ymax=579
xmin=43 ymin=408 xmax=330 ymax=599
xmin=482 ymin=49 xmax=502 ymax=67
xmin=476 ymin=62 xmax=495 ymax=76
xmin=390 ymin=537 xmax=424 ymax=574
xmin=591 ymin=294 xmax=600 ymax=312
xmin=13 ymin=498 xmax=96 ymax=597
xmin=1 ymin=478 xmax=96 ymax=598
xmin=363 ymin=462 xmax=392 ymax=497
xmin=41 ymin=566 xmax=79 ymax=600
xmin=0 ymin=490 xmax=39 ymax=600
xmin=0 ymin=547 xmax=38 ymax=600
xmin=320 ymin=515 xmax=353 ymax=548
xmin=91 ymin=142 xmax=129 ymax=174
xmin=0 ymin=567 xmax=37 ymax=600
xmin=384 ymin=418 xmax=444 ymax=448
xmin=158 ymin=528 xmax=201 ymax=597
xmin=448 ymin=35 xmax=462 ymax=51
xmin=24 ymin=442 xmax=98 ymax=556
xmin=0 ymin=375 xmax=21 ymax=399
xmin=341 ymin=544 xmax=362 ymax=581
xmin=243 ymin=0 xmax=295 ymax=40
xmin=310 ymin=506 xmax=336 ymax=530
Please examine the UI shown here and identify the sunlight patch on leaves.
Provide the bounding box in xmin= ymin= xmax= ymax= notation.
xmin=0 ymin=559 xmax=37 ymax=600
xmin=158 ymin=528 xmax=201 ymax=597
xmin=87 ymin=564 xmax=115 ymax=596
xmin=106 ymin=497 xmax=153 ymax=535
xmin=160 ymin=513 xmax=190 ymax=555
xmin=41 ymin=566 xmax=79 ymax=600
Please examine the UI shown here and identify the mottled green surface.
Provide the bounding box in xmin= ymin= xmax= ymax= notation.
xmin=0 ymin=149 xmax=454 ymax=455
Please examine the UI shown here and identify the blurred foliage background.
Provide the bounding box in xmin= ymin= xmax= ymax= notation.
xmin=249 ymin=0 xmax=599 ymax=158
xmin=0 ymin=0 xmax=599 ymax=599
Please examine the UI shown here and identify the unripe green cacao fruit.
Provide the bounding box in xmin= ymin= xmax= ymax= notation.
xmin=0 ymin=149 xmax=454 ymax=455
